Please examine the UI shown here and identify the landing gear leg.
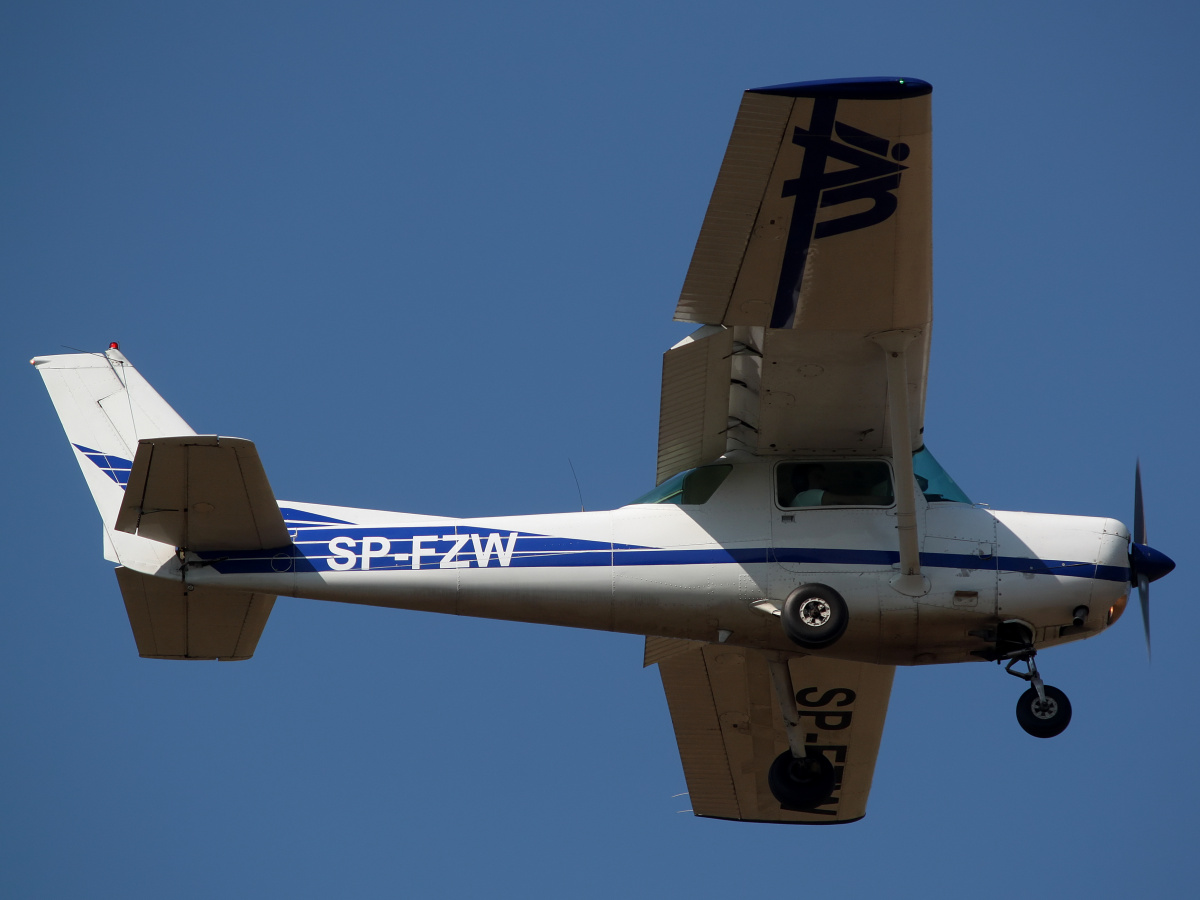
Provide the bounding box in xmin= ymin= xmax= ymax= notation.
xmin=765 ymin=657 xmax=836 ymax=809
xmin=1006 ymin=653 xmax=1072 ymax=738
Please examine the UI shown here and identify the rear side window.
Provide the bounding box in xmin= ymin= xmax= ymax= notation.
xmin=631 ymin=465 xmax=733 ymax=505
xmin=777 ymin=461 xmax=893 ymax=508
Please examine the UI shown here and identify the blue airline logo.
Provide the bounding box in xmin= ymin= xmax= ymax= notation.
xmin=74 ymin=444 xmax=133 ymax=486
xmin=771 ymin=95 xmax=911 ymax=328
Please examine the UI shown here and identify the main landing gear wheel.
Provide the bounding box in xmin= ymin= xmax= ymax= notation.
xmin=767 ymin=750 xmax=836 ymax=810
xmin=781 ymin=583 xmax=848 ymax=649
xmin=1015 ymin=685 xmax=1072 ymax=738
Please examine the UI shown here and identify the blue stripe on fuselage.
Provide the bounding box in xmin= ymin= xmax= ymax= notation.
xmin=194 ymin=524 xmax=1129 ymax=582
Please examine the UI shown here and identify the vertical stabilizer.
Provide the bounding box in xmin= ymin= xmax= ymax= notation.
xmin=32 ymin=346 xmax=195 ymax=565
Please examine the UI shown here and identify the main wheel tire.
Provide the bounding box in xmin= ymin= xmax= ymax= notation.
xmin=781 ymin=583 xmax=849 ymax=649
xmin=1015 ymin=685 xmax=1072 ymax=738
xmin=767 ymin=750 xmax=836 ymax=810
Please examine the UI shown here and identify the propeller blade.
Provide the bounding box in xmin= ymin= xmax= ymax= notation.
xmin=1131 ymin=461 xmax=1160 ymax=661
xmin=1129 ymin=461 xmax=1174 ymax=660
xmin=1138 ymin=573 xmax=1151 ymax=661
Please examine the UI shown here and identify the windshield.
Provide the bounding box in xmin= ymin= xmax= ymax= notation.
xmin=913 ymin=447 xmax=972 ymax=504
xmin=630 ymin=465 xmax=732 ymax=505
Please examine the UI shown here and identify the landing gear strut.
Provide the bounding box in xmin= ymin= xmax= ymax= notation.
xmin=764 ymin=656 xmax=836 ymax=810
xmin=974 ymin=621 xmax=1074 ymax=739
xmin=1006 ymin=653 xmax=1072 ymax=739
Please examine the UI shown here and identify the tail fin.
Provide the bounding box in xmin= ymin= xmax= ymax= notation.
xmin=36 ymin=347 xmax=278 ymax=661
xmin=32 ymin=345 xmax=195 ymax=564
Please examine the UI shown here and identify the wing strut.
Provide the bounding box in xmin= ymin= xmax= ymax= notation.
xmin=871 ymin=329 xmax=929 ymax=597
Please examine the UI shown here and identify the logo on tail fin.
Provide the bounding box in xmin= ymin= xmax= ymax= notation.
xmin=73 ymin=444 xmax=133 ymax=487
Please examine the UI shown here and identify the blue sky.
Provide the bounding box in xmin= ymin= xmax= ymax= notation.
xmin=4 ymin=1 xmax=1198 ymax=896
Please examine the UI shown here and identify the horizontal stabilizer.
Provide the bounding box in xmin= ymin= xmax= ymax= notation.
xmin=115 ymin=435 xmax=291 ymax=551
xmin=116 ymin=567 xmax=275 ymax=660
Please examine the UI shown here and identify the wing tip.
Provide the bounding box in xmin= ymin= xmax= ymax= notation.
xmin=695 ymin=811 xmax=866 ymax=826
xmin=749 ymin=76 xmax=932 ymax=99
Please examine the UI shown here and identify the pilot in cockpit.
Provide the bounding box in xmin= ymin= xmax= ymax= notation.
xmin=783 ymin=462 xmax=893 ymax=508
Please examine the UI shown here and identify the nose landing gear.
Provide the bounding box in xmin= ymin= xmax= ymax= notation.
xmin=974 ymin=621 xmax=1073 ymax=738
xmin=1006 ymin=653 xmax=1072 ymax=739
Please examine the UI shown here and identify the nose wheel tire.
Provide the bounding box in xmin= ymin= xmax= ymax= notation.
xmin=1015 ymin=685 xmax=1072 ymax=738
xmin=781 ymin=584 xmax=849 ymax=649
xmin=767 ymin=750 xmax=836 ymax=810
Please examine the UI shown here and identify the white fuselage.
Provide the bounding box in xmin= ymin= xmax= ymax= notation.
xmin=172 ymin=457 xmax=1131 ymax=666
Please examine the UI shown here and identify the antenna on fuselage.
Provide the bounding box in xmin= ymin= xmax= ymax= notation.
xmin=568 ymin=458 xmax=586 ymax=512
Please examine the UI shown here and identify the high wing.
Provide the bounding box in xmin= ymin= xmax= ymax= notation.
xmin=648 ymin=637 xmax=894 ymax=824
xmin=657 ymin=77 xmax=932 ymax=483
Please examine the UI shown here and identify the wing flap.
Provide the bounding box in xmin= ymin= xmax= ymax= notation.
xmin=116 ymin=567 xmax=275 ymax=661
xmin=654 ymin=638 xmax=895 ymax=823
xmin=115 ymin=435 xmax=290 ymax=551
xmin=655 ymin=328 xmax=735 ymax=484
xmin=654 ymin=644 xmax=742 ymax=819
xmin=643 ymin=635 xmax=705 ymax=666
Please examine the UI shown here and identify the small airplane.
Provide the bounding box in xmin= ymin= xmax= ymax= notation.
xmin=34 ymin=76 xmax=1175 ymax=825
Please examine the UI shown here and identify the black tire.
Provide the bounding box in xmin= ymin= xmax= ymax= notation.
xmin=1015 ymin=685 xmax=1072 ymax=738
xmin=781 ymin=583 xmax=849 ymax=649
xmin=767 ymin=750 xmax=836 ymax=810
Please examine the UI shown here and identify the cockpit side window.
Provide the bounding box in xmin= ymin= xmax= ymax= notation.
xmin=777 ymin=461 xmax=894 ymax=508
xmin=630 ymin=464 xmax=733 ymax=505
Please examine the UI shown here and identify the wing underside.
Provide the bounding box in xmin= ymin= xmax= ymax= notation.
xmin=649 ymin=637 xmax=894 ymax=824
xmin=658 ymin=78 xmax=932 ymax=482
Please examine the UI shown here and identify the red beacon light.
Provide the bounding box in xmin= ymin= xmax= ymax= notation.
xmin=109 ymin=342 xmax=119 ymax=350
